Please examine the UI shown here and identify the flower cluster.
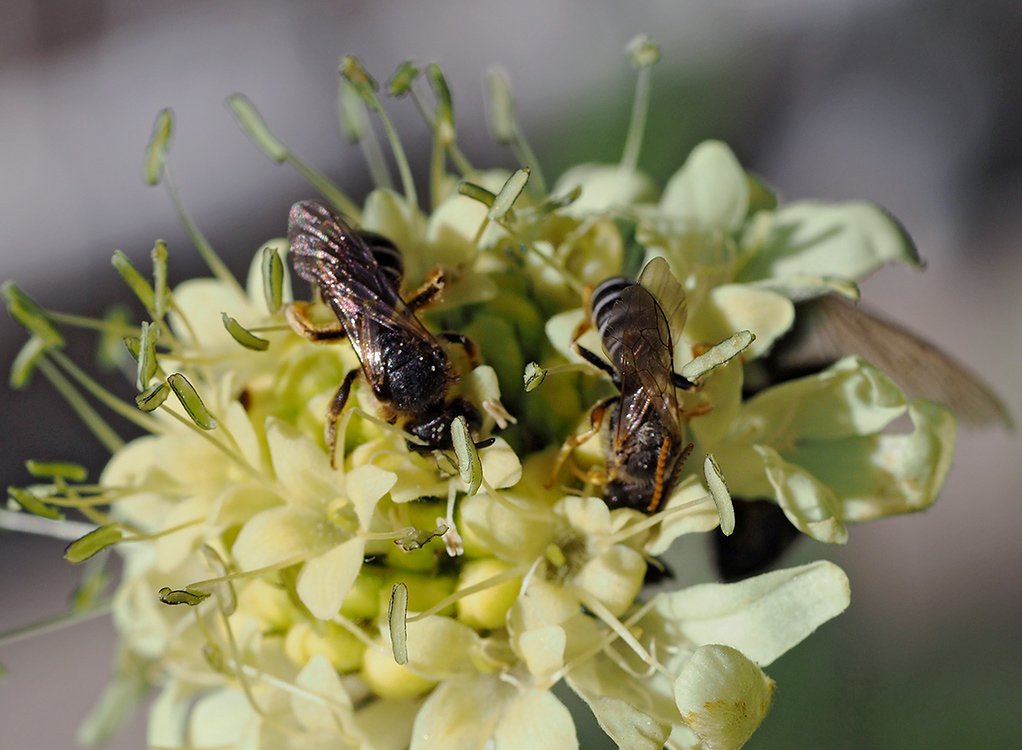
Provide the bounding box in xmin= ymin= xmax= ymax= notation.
xmin=3 ymin=40 xmax=958 ymax=749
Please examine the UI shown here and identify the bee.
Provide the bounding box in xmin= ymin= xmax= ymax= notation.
xmin=549 ymin=257 xmax=695 ymax=513
xmin=287 ymin=200 xmax=487 ymax=464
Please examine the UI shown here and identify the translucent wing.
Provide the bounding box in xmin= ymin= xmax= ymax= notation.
xmin=771 ymin=294 xmax=1012 ymax=429
xmin=603 ymin=284 xmax=681 ymax=450
xmin=287 ymin=201 xmax=438 ymax=379
xmin=638 ymin=256 xmax=687 ymax=340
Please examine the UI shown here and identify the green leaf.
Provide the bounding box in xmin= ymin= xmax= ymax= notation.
xmin=167 ymin=373 xmax=217 ymax=430
xmin=227 ymin=93 xmax=289 ymax=163
xmin=65 ymin=524 xmax=124 ymax=564
xmin=144 ymin=108 xmax=173 ymax=186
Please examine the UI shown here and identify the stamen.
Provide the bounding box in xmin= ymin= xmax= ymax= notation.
xmin=341 ymin=56 xmax=418 ymax=208
xmin=260 ymin=244 xmax=285 ymax=315
xmin=221 ymin=313 xmax=270 ymax=351
xmin=111 ymin=250 xmax=158 ymax=318
xmin=406 ymin=564 xmax=529 ymax=623
xmin=36 ymin=358 xmax=124 ymax=452
xmin=620 ymin=35 xmax=660 ymax=173
xmin=483 ymin=67 xmax=548 ymax=196
xmin=388 ymin=582 xmax=409 ymax=664
xmin=604 ymin=492 xmax=713 ymax=546
xmin=341 ymin=77 xmax=395 ymax=191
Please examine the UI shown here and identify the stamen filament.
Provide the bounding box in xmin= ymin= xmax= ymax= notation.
xmin=287 ymin=154 xmax=362 ymax=219
xmin=406 ymin=564 xmax=529 ymax=623
xmin=620 ymin=62 xmax=652 ymax=173
xmin=185 ymin=557 xmax=306 ymax=592
xmin=44 ymin=311 xmax=140 ymax=338
xmin=0 ymin=508 xmax=96 ymax=541
xmin=0 ymin=602 xmax=111 ymax=649
xmin=36 ymin=358 xmax=124 ymax=452
xmin=604 ymin=492 xmax=713 ymax=546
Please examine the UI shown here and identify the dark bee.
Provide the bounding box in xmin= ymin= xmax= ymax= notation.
xmin=550 ymin=258 xmax=694 ymax=513
xmin=287 ymin=200 xmax=486 ymax=463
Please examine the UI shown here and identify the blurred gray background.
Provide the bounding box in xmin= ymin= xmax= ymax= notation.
xmin=2 ymin=1 xmax=1020 ymax=747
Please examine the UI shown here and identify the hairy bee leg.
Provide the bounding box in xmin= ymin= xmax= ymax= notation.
xmin=325 ymin=368 xmax=360 ymax=468
xmin=439 ymin=331 xmax=480 ymax=367
xmin=286 ymin=301 xmax=346 ymax=342
xmin=544 ymin=396 xmax=617 ymax=490
xmin=405 ymin=267 xmax=447 ymax=311
xmin=572 ymin=345 xmax=617 ymax=382
xmin=646 ymin=440 xmax=694 ymax=514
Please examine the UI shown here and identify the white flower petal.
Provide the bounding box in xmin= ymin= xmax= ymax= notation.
xmin=404 ymin=615 xmax=481 ymax=678
xmin=674 ymin=645 xmax=774 ymax=750
xmin=737 ymin=200 xmax=920 ymax=283
xmin=587 ymin=697 xmax=670 ymax=750
xmin=345 ymin=464 xmax=397 ymax=527
xmin=494 ymin=689 xmax=578 ymax=750
xmin=410 ymin=676 xmax=503 ymax=750
xmin=297 ymin=537 xmax=365 ymax=620
xmin=425 ymin=194 xmax=491 ymax=266
xmin=232 ymin=506 xmax=343 ymax=570
xmin=292 ymin=654 xmax=353 ymax=731
xmin=660 ymin=141 xmax=749 ymax=231
xmin=460 ymin=493 xmax=555 ymax=564
xmin=265 ymin=418 xmax=339 ymax=506
xmin=653 ymin=561 xmax=850 ymax=666
xmin=553 ymin=163 xmax=656 ymax=217
xmin=480 ymin=437 xmax=522 ymax=489
xmin=574 ymin=544 xmax=646 ymax=617
xmin=188 ymin=687 xmax=254 ymax=747
xmin=516 ymin=626 xmax=567 ymax=682
xmin=789 ymin=399 xmax=957 ymax=521
xmin=686 ymin=285 xmax=793 ymax=359
xmin=647 ymin=475 xmax=719 ymax=555
xmin=170 ymin=278 xmax=254 ymax=350
xmin=756 ymin=446 xmax=847 ymax=544
xmin=355 ymin=697 xmax=422 ymax=750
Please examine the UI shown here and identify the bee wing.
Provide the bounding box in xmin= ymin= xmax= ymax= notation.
xmin=772 ymin=294 xmax=1013 ymax=429
xmin=605 ymin=284 xmax=681 ymax=450
xmin=288 ymin=201 xmax=437 ymax=370
xmin=638 ymin=256 xmax=688 ymax=341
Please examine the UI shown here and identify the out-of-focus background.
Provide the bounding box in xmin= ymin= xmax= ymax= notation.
xmin=1 ymin=1 xmax=1019 ymax=747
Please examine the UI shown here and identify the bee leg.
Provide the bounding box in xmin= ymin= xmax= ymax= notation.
xmin=286 ymin=301 xmax=346 ymax=342
xmin=405 ymin=267 xmax=447 ymax=311
xmin=544 ymin=396 xmax=617 ymax=490
xmin=439 ymin=332 xmax=480 ymax=367
xmin=325 ymin=368 xmax=360 ymax=468
xmin=574 ymin=343 xmax=619 ymax=386
xmin=647 ymin=440 xmax=694 ymax=514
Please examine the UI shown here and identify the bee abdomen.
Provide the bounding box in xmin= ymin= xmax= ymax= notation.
xmin=591 ymin=275 xmax=634 ymax=362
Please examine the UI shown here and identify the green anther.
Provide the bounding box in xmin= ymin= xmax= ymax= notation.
xmin=167 ymin=373 xmax=218 ymax=430
xmin=135 ymin=381 xmax=170 ymax=412
xmin=483 ymin=67 xmax=516 ymax=144
xmin=458 ymin=181 xmax=496 ymax=208
xmin=157 ymin=586 xmax=211 ymax=606
xmin=260 ymin=244 xmax=284 ymax=314
xmin=227 ymin=93 xmax=289 ymax=163
xmin=10 ymin=336 xmax=49 ymax=389
xmin=704 ymin=454 xmax=735 ymax=536
xmin=144 ymin=108 xmax=173 ymax=186
xmin=488 ymin=168 xmax=530 ymax=221
xmin=680 ymin=330 xmax=756 ymax=382
xmin=2 ymin=282 xmax=64 ymax=347
xmin=122 ymin=336 xmax=140 ymax=362
xmin=65 ymin=524 xmax=124 ymax=564
xmin=388 ymin=582 xmax=409 ymax=665
xmin=221 ymin=313 xmax=270 ymax=351
xmin=151 ymin=240 xmax=169 ymax=320
xmin=627 ymin=34 xmax=661 ymax=68
xmin=25 ymin=461 xmax=87 ymax=482
xmin=426 ymin=63 xmax=455 ymax=143
xmin=137 ymin=321 xmax=159 ymax=390
xmin=340 ymin=56 xmax=381 ymax=108
xmin=451 ymin=415 xmax=482 ymax=496
xmin=111 ymin=251 xmax=157 ymax=315
xmin=523 ymin=361 xmax=547 ymax=392
xmin=7 ymin=487 xmax=64 ymax=521
xmin=387 ymin=61 xmax=420 ymax=97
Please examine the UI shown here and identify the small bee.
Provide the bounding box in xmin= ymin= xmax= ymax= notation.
xmin=549 ymin=258 xmax=695 ymax=513
xmin=287 ymin=200 xmax=487 ymax=464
